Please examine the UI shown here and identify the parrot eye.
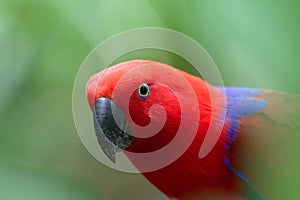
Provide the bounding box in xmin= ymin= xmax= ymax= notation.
xmin=138 ymin=83 xmax=150 ymax=99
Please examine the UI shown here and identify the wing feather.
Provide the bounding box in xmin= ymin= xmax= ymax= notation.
xmin=228 ymin=89 xmax=300 ymax=199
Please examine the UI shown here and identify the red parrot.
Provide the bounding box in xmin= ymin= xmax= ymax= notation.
xmin=86 ymin=60 xmax=300 ymax=199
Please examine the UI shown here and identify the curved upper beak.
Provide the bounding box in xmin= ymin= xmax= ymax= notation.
xmin=93 ymin=97 xmax=133 ymax=163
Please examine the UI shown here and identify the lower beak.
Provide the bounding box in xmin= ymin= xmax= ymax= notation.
xmin=93 ymin=97 xmax=133 ymax=163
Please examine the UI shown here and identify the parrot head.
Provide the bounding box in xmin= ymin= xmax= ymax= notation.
xmin=86 ymin=60 xmax=202 ymax=163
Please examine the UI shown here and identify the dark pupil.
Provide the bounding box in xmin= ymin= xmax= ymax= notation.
xmin=140 ymin=85 xmax=148 ymax=95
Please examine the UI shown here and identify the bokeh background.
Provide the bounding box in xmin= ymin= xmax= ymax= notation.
xmin=0 ymin=1 xmax=299 ymax=200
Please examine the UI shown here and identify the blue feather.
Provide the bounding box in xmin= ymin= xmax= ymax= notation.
xmin=219 ymin=87 xmax=269 ymax=146
xmin=218 ymin=87 xmax=269 ymax=199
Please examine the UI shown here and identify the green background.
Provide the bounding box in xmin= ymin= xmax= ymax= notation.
xmin=0 ymin=1 xmax=299 ymax=199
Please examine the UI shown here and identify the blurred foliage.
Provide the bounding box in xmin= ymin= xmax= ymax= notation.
xmin=0 ymin=158 xmax=102 ymax=200
xmin=0 ymin=0 xmax=299 ymax=199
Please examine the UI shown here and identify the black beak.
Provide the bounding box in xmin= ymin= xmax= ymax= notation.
xmin=93 ymin=97 xmax=133 ymax=163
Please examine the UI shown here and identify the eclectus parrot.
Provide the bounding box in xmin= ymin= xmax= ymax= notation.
xmin=86 ymin=60 xmax=300 ymax=200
